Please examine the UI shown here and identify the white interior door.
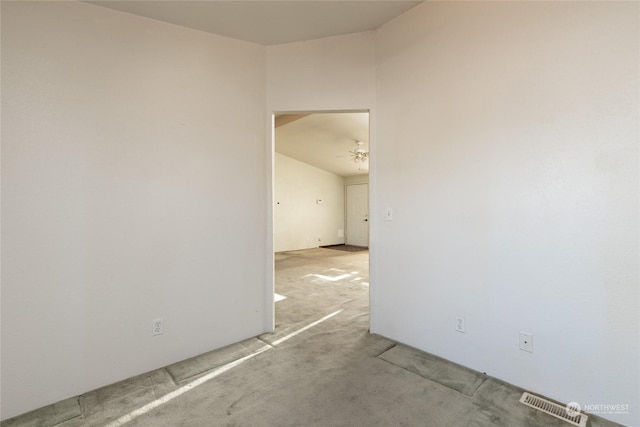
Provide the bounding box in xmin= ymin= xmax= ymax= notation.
xmin=346 ymin=183 xmax=369 ymax=247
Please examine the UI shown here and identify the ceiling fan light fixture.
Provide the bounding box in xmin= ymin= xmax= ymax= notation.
xmin=349 ymin=140 xmax=368 ymax=164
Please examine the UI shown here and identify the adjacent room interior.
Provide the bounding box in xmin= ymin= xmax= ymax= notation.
xmin=273 ymin=112 xmax=370 ymax=253
xmin=273 ymin=111 xmax=371 ymax=335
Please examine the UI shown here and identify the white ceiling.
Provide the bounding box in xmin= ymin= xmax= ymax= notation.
xmin=86 ymin=1 xmax=422 ymax=46
xmin=275 ymin=112 xmax=369 ymax=178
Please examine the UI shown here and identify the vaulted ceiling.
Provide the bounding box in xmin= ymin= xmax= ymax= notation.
xmin=275 ymin=113 xmax=369 ymax=178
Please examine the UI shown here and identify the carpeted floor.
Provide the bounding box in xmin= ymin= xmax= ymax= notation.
xmin=1 ymin=248 xmax=622 ymax=427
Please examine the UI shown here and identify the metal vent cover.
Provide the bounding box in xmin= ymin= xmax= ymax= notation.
xmin=519 ymin=392 xmax=588 ymax=427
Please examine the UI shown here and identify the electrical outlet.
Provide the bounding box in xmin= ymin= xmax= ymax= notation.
xmin=455 ymin=316 xmax=466 ymax=333
xmin=519 ymin=331 xmax=533 ymax=352
xmin=152 ymin=318 xmax=164 ymax=336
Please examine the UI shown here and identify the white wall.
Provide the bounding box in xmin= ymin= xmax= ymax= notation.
xmin=374 ymin=2 xmax=639 ymax=425
xmin=266 ymin=32 xmax=377 ymax=113
xmin=1 ymin=2 xmax=267 ymax=419
xmin=274 ymin=153 xmax=344 ymax=252
xmin=344 ymin=175 xmax=369 ymax=186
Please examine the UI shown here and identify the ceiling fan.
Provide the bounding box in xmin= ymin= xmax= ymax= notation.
xmin=340 ymin=140 xmax=369 ymax=164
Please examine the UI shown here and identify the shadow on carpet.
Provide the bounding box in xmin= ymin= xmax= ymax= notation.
xmin=378 ymin=344 xmax=487 ymax=396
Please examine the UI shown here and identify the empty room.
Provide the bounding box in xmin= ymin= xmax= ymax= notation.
xmin=1 ymin=1 xmax=638 ymax=426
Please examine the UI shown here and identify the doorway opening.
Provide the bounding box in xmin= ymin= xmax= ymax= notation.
xmin=271 ymin=110 xmax=370 ymax=332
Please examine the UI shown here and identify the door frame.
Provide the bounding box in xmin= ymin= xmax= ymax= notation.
xmin=267 ymin=108 xmax=375 ymax=333
xmin=345 ymin=183 xmax=369 ymax=247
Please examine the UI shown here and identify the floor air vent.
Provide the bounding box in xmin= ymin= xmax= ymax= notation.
xmin=519 ymin=392 xmax=587 ymax=427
